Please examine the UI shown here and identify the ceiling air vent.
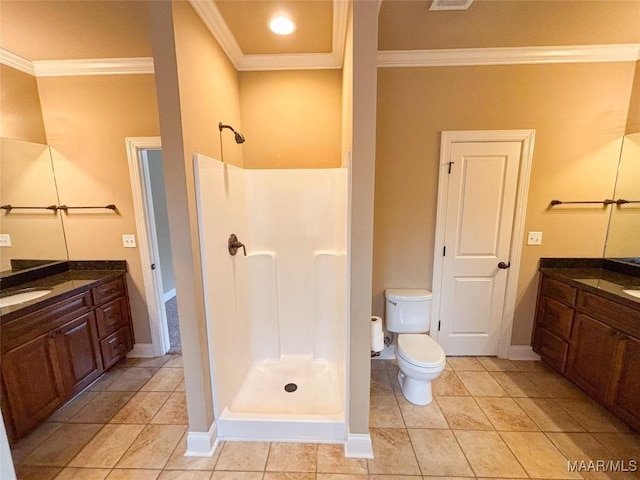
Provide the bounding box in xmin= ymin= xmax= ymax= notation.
xmin=429 ymin=0 xmax=474 ymax=11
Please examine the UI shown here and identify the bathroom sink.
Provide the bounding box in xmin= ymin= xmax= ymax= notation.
xmin=0 ymin=289 xmax=52 ymax=308
xmin=622 ymin=289 xmax=640 ymax=299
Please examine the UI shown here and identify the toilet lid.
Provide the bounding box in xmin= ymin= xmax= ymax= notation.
xmin=397 ymin=334 xmax=446 ymax=368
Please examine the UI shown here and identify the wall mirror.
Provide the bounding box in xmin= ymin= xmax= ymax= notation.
xmin=604 ymin=131 xmax=640 ymax=261
xmin=0 ymin=137 xmax=69 ymax=274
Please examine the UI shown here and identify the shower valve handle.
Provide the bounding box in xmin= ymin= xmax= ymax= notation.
xmin=228 ymin=233 xmax=247 ymax=256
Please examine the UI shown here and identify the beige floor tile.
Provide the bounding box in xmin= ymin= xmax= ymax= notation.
xmin=592 ymin=433 xmax=640 ymax=462
xmin=436 ymin=396 xmax=493 ymax=430
xmin=14 ymin=465 xmax=62 ymax=480
xmin=371 ymin=369 xmax=394 ymax=396
xmin=263 ymin=473 xmax=314 ymax=480
xmin=22 ymin=423 xmax=103 ymax=467
xmin=447 ymin=357 xmax=486 ymax=371
xmin=69 ymin=424 xmax=144 ymax=468
xmin=113 ymin=357 xmax=140 ymax=368
xmin=158 ymin=471 xmax=213 ymax=480
xmin=105 ymin=470 xmax=161 ymax=480
xmin=369 ymin=476 xmax=422 ymax=480
xmin=316 ymin=475 xmax=368 ymax=480
xmin=316 ymin=444 xmax=367 ymax=474
xmin=371 ymin=359 xmax=387 ymax=370
xmin=110 ymin=391 xmax=171 ymax=424
xmin=11 ymin=422 xmax=63 ymax=464
xmin=87 ymin=369 xmax=124 ymax=392
xmin=215 ymin=441 xmax=270 ymax=471
xmin=367 ymin=428 xmax=421 ymax=475
xmin=165 ymin=356 xmax=184 ymax=368
xmin=432 ymin=371 xmax=470 ymax=396
xmin=370 ymin=395 xmax=405 ymax=428
xmin=115 ymin=424 xmax=186 ymax=469
xmin=514 ymin=398 xmax=585 ymax=432
xmin=69 ymin=392 xmax=135 ymax=423
xmin=453 ymin=430 xmax=527 ymax=478
xmin=140 ymin=368 xmax=185 ymax=392
xmin=511 ymin=360 xmax=550 ymax=372
xmin=556 ymin=399 xmax=632 ymax=433
xmin=53 ymin=467 xmax=111 ymax=479
xmin=490 ymin=371 xmax=547 ymax=398
xmin=477 ymin=357 xmax=520 ymax=372
xmin=500 ymin=431 xmax=582 ymax=479
xmin=525 ymin=372 xmax=587 ymax=399
xmin=266 ymin=443 xmax=317 ymax=472
xmin=164 ymin=434 xmax=221 ymax=471
xmin=48 ymin=392 xmax=100 ymax=422
xmin=408 ymin=429 xmax=473 ymax=476
xmin=456 ymin=371 xmax=508 ymax=397
xmin=135 ymin=355 xmax=173 ymax=368
xmin=106 ymin=368 xmax=159 ymax=392
xmin=476 ymin=397 xmax=539 ymax=431
xmin=396 ymin=395 xmax=449 ymax=429
xmin=151 ymin=392 xmax=188 ymax=424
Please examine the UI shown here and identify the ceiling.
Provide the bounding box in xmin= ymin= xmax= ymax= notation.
xmin=0 ymin=0 xmax=639 ymax=66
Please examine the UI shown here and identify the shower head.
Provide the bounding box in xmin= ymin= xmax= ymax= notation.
xmin=219 ymin=122 xmax=246 ymax=144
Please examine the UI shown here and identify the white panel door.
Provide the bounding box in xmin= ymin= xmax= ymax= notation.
xmin=439 ymin=141 xmax=522 ymax=355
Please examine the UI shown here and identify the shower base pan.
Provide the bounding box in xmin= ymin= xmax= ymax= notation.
xmin=217 ymin=355 xmax=346 ymax=443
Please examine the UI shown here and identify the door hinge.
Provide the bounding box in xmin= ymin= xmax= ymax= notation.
xmin=443 ymin=245 xmax=446 ymax=256
xmin=438 ymin=321 xmax=441 ymax=331
xmin=447 ymin=161 xmax=454 ymax=174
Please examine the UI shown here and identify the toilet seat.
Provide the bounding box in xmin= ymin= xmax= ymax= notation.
xmin=397 ymin=334 xmax=446 ymax=369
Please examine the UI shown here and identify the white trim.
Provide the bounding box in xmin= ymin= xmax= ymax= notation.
xmin=377 ymin=44 xmax=640 ymax=68
xmin=163 ymin=288 xmax=177 ymax=303
xmin=128 ymin=343 xmax=156 ymax=358
xmin=508 ymin=345 xmax=541 ymax=361
xmin=125 ymin=137 xmax=169 ymax=358
xmin=430 ymin=130 xmax=535 ymax=360
xmin=186 ymin=422 xmax=219 ymax=457
xmin=238 ymin=53 xmax=341 ymax=71
xmin=0 ymin=48 xmax=35 ymax=75
xmin=344 ymin=432 xmax=374 ymax=459
xmin=33 ymin=57 xmax=154 ymax=77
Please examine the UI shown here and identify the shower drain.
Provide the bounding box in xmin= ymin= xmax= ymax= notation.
xmin=284 ymin=383 xmax=298 ymax=393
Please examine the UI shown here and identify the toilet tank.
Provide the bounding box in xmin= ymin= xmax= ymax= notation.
xmin=385 ymin=288 xmax=433 ymax=333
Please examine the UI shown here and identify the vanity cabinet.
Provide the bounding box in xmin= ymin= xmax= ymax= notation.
xmin=1 ymin=272 xmax=133 ymax=441
xmin=533 ymin=272 xmax=640 ymax=431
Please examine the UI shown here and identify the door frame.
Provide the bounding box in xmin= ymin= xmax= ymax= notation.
xmin=125 ymin=136 xmax=170 ymax=357
xmin=431 ymin=130 xmax=535 ymax=358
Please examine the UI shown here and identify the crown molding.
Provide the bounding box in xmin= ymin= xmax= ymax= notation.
xmin=33 ymin=57 xmax=154 ymax=77
xmin=0 ymin=49 xmax=35 ymax=75
xmin=238 ymin=52 xmax=341 ymax=71
xmin=377 ymin=44 xmax=640 ymax=68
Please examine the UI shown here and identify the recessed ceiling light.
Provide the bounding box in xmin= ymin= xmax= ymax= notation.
xmin=269 ymin=15 xmax=296 ymax=35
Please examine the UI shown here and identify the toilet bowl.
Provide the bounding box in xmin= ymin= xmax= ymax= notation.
xmin=385 ymin=289 xmax=446 ymax=405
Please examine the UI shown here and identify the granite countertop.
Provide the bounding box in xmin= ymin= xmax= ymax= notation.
xmin=0 ymin=261 xmax=127 ymax=323
xmin=539 ymin=258 xmax=640 ymax=309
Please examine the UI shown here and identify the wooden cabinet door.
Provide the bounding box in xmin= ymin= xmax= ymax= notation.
xmin=609 ymin=335 xmax=640 ymax=430
xmin=55 ymin=312 xmax=103 ymax=396
xmin=1 ymin=333 xmax=66 ymax=438
xmin=566 ymin=313 xmax=618 ymax=401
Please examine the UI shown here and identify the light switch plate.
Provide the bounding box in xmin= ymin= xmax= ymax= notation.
xmin=0 ymin=234 xmax=11 ymax=247
xmin=527 ymin=231 xmax=542 ymax=245
xmin=122 ymin=234 xmax=136 ymax=248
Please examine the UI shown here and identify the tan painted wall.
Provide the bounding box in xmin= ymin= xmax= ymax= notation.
xmin=37 ymin=74 xmax=160 ymax=343
xmin=626 ymin=61 xmax=640 ymax=134
xmin=239 ymin=70 xmax=342 ymax=169
xmin=341 ymin=4 xmax=353 ymax=168
xmin=0 ymin=65 xmax=46 ymax=144
xmin=374 ymin=62 xmax=635 ymax=346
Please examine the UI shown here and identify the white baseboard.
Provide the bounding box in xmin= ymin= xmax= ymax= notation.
xmin=186 ymin=422 xmax=219 ymax=457
xmin=508 ymin=345 xmax=541 ymax=361
xmin=128 ymin=343 xmax=156 ymax=358
xmin=163 ymin=288 xmax=177 ymax=303
xmin=344 ymin=432 xmax=374 ymax=459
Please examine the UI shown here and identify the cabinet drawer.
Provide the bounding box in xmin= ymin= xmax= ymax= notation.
xmin=100 ymin=326 xmax=133 ymax=369
xmin=96 ymin=297 xmax=128 ymax=338
xmin=534 ymin=327 xmax=569 ymax=372
xmin=1 ymin=292 xmax=92 ymax=353
xmin=577 ymin=291 xmax=640 ymax=339
xmin=540 ymin=276 xmax=577 ymax=306
xmin=538 ymin=297 xmax=574 ymax=340
xmin=92 ymin=277 xmax=125 ymax=306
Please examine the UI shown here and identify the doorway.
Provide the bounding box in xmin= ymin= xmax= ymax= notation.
xmin=431 ymin=130 xmax=535 ymax=358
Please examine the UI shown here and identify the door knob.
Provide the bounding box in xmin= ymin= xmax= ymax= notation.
xmin=498 ymin=261 xmax=511 ymax=269
xmin=228 ymin=233 xmax=247 ymax=256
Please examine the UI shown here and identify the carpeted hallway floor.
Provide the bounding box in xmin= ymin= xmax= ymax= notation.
xmin=165 ymin=296 xmax=181 ymax=354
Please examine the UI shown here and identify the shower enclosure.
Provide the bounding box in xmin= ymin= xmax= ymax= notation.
xmin=195 ymin=154 xmax=348 ymax=442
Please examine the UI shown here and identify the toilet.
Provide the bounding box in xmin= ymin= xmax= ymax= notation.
xmin=385 ymin=288 xmax=446 ymax=405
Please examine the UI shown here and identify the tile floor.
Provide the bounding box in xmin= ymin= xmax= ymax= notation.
xmin=9 ymin=355 xmax=640 ymax=480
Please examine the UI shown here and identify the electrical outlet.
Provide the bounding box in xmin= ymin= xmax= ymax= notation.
xmin=0 ymin=234 xmax=11 ymax=247
xmin=122 ymin=234 xmax=136 ymax=248
xmin=527 ymin=231 xmax=543 ymax=245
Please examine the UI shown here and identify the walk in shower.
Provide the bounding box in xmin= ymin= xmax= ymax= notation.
xmin=195 ymin=154 xmax=348 ymax=442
